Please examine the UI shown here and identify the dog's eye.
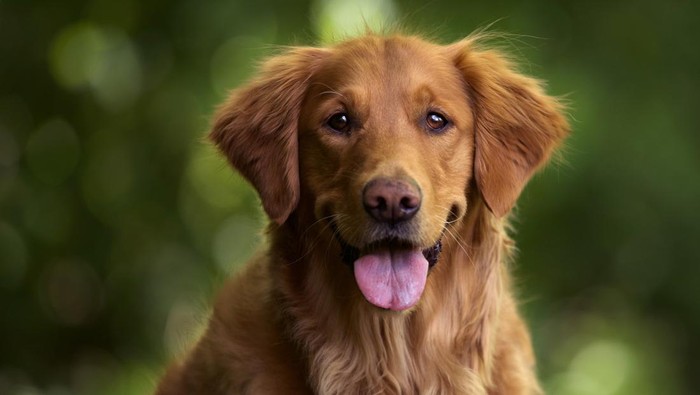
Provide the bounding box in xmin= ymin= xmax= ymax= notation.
xmin=327 ymin=113 xmax=351 ymax=134
xmin=426 ymin=112 xmax=449 ymax=132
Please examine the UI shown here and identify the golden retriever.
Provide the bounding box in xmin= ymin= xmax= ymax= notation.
xmin=156 ymin=33 xmax=568 ymax=394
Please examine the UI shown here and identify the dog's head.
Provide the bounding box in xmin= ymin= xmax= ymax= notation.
xmin=211 ymin=34 xmax=568 ymax=311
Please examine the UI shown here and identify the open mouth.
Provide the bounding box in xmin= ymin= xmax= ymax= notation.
xmin=338 ymin=237 xmax=442 ymax=268
xmin=331 ymin=221 xmax=443 ymax=312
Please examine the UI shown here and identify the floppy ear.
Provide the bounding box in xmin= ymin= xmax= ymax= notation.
xmin=452 ymin=39 xmax=569 ymax=217
xmin=210 ymin=47 xmax=327 ymax=224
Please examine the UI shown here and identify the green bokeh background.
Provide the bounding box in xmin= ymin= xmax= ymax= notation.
xmin=1 ymin=0 xmax=699 ymax=394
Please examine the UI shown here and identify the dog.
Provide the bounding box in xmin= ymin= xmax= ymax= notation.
xmin=156 ymin=33 xmax=568 ymax=394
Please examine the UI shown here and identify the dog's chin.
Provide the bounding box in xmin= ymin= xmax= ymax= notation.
xmin=329 ymin=220 xmax=444 ymax=312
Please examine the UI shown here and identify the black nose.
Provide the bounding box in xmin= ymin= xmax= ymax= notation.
xmin=362 ymin=178 xmax=421 ymax=225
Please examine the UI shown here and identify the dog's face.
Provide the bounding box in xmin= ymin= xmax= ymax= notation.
xmin=211 ymin=35 xmax=567 ymax=312
xmin=297 ymin=38 xmax=473 ymax=310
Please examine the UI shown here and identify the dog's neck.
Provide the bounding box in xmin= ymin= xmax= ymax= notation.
xmin=269 ymin=197 xmax=511 ymax=393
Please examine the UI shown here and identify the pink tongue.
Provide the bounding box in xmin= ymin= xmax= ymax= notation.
xmin=353 ymin=248 xmax=429 ymax=311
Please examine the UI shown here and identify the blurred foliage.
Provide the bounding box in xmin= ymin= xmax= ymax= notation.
xmin=1 ymin=0 xmax=699 ymax=394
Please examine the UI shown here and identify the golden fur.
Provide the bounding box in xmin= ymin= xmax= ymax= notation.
xmin=156 ymin=33 xmax=568 ymax=394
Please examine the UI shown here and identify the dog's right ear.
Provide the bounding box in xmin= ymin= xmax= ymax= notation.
xmin=210 ymin=47 xmax=328 ymax=225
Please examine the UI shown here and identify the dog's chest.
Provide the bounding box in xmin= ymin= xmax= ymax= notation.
xmin=308 ymin=337 xmax=485 ymax=395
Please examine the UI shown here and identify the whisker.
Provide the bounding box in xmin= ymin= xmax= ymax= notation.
xmin=287 ymin=214 xmax=339 ymax=265
xmin=430 ymin=211 xmax=470 ymax=257
xmin=442 ymin=225 xmax=470 ymax=258
xmin=312 ymin=82 xmax=348 ymax=100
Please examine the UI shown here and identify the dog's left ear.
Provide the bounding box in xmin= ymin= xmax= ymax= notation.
xmin=210 ymin=47 xmax=328 ymax=224
xmin=451 ymin=39 xmax=569 ymax=217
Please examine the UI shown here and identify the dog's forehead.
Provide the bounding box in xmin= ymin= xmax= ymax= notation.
xmin=314 ymin=36 xmax=463 ymax=93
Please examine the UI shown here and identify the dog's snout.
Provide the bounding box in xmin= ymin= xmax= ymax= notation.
xmin=363 ymin=178 xmax=421 ymax=224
